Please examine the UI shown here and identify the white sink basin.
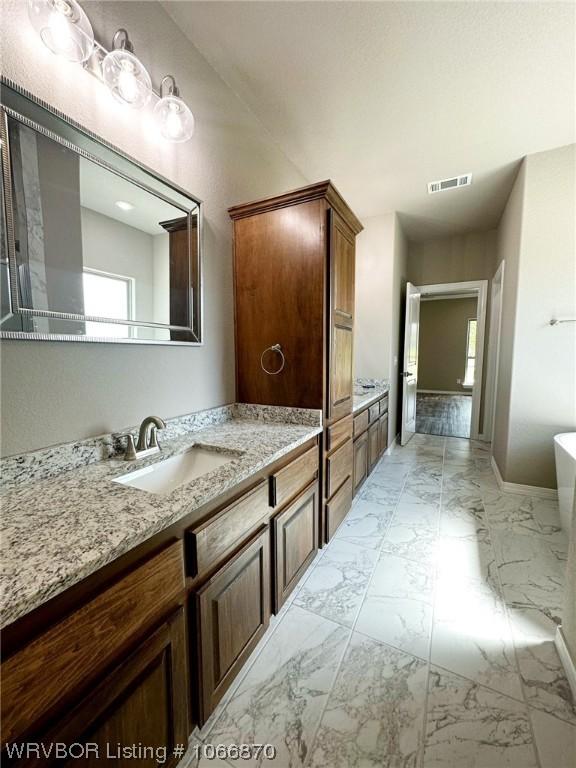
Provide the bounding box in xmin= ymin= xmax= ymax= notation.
xmin=112 ymin=446 xmax=237 ymax=494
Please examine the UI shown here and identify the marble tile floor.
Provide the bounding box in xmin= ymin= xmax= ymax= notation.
xmin=185 ymin=433 xmax=575 ymax=768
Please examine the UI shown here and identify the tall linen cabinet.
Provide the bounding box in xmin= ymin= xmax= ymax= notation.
xmin=230 ymin=181 xmax=362 ymax=543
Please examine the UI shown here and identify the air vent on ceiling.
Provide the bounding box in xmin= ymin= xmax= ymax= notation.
xmin=427 ymin=173 xmax=473 ymax=195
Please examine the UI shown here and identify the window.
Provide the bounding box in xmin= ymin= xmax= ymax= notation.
xmin=464 ymin=318 xmax=477 ymax=386
xmin=82 ymin=269 xmax=134 ymax=338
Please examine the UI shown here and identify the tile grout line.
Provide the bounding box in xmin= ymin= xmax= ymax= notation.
xmin=302 ymin=448 xmax=413 ymax=767
xmin=418 ymin=435 xmax=446 ymax=768
xmin=477 ymin=456 xmax=545 ymax=768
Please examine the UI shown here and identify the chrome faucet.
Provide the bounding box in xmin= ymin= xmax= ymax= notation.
xmin=122 ymin=415 xmax=166 ymax=461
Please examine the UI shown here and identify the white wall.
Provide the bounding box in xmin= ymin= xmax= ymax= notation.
xmin=354 ymin=212 xmax=407 ymax=444
xmin=0 ymin=0 xmax=306 ymax=456
xmin=493 ymin=144 xmax=576 ymax=488
xmin=81 ymin=207 xmax=158 ymax=327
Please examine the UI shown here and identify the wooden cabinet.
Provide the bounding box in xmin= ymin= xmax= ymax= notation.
xmin=368 ymin=421 xmax=380 ymax=472
xmin=13 ymin=610 xmax=189 ymax=768
xmin=328 ymin=212 xmax=355 ymax=422
xmin=195 ymin=526 xmax=271 ymax=723
xmin=273 ymin=483 xmax=318 ymax=611
xmin=379 ymin=412 xmax=389 ymax=457
xmin=230 ymin=181 xmax=363 ymax=544
xmin=353 ymin=431 xmax=368 ymax=494
xmin=325 ymin=477 xmax=353 ymax=539
xmin=1 ymin=542 xmax=185 ymax=749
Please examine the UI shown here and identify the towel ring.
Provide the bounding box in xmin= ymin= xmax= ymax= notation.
xmin=261 ymin=343 xmax=285 ymax=375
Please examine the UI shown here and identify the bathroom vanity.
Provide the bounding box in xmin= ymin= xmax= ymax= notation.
xmin=0 ymin=407 xmax=323 ymax=764
xmin=352 ymin=388 xmax=390 ymax=495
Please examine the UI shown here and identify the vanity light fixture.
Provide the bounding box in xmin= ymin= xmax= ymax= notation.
xmin=102 ymin=29 xmax=152 ymax=109
xmin=27 ymin=6 xmax=195 ymax=142
xmin=27 ymin=0 xmax=94 ymax=63
xmin=115 ymin=200 xmax=134 ymax=211
xmin=154 ymin=76 xmax=195 ymax=143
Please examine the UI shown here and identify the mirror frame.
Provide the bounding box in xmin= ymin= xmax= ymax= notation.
xmin=0 ymin=79 xmax=203 ymax=345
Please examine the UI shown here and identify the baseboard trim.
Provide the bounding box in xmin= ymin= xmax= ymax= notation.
xmin=385 ymin=435 xmax=399 ymax=456
xmin=417 ymin=389 xmax=472 ymax=396
xmin=555 ymin=626 xmax=576 ymax=702
xmin=490 ymin=456 xmax=558 ymax=499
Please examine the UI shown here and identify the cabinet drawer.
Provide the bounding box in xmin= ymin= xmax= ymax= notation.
xmin=353 ymin=409 xmax=369 ymax=437
xmin=273 ymin=482 xmax=318 ymax=611
xmin=379 ymin=394 xmax=389 ymax=414
xmin=326 ymin=477 xmax=353 ymax=540
xmin=325 ymin=437 xmax=353 ymax=499
xmin=195 ymin=526 xmax=270 ymax=723
xmin=379 ymin=413 xmax=389 ymax=457
xmin=326 ymin=414 xmax=353 ymax=453
xmin=270 ymin=445 xmax=319 ymax=509
xmin=369 ymin=403 xmax=380 ymax=423
xmin=187 ymin=481 xmax=269 ymax=577
xmin=1 ymin=542 xmax=185 ymax=745
xmin=368 ymin=421 xmax=380 ymax=472
xmin=353 ymin=432 xmax=369 ymax=496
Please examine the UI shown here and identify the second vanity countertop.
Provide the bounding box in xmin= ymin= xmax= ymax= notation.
xmin=0 ymin=408 xmax=322 ymax=629
xmin=352 ymin=386 xmax=389 ymax=414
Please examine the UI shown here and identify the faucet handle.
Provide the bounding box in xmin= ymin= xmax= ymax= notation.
xmin=120 ymin=433 xmax=138 ymax=461
xmin=148 ymin=425 xmax=162 ymax=450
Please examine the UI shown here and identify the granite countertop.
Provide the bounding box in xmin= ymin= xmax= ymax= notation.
xmin=352 ymin=386 xmax=389 ymax=414
xmin=0 ymin=409 xmax=322 ymax=629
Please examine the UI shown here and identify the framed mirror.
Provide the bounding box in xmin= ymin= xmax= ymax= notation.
xmin=0 ymin=81 xmax=202 ymax=344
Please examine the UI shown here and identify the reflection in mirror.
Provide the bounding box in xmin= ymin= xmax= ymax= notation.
xmin=1 ymin=87 xmax=201 ymax=345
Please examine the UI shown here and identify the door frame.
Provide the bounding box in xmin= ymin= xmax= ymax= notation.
xmin=416 ymin=279 xmax=488 ymax=441
xmin=484 ymin=262 xmax=505 ymax=443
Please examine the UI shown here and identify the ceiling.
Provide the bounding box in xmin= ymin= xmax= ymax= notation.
xmin=163 ymin=1 xmax=575 ymax=241
xmin=79 ymin=157 xmax=193 ymax=235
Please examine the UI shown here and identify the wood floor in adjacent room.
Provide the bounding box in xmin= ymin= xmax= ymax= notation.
xmin=416 ymin=393 xmax=472 ymax=438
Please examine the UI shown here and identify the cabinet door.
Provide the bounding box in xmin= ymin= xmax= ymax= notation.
xmin=379 ymin=413 xmax=389 ymax=457
xmin=353 ymin=433 xmax=368 ymax=496
xmin=273 ymin=482 xmax=318 ymax=611
xmin=328 ymin=212 xmax=355 ymax=422
xmin=368 ymin=421 xmax=380 ymax=473
xmin=195 ymin=527 xmax=271 ymax=723
xmin=14 ymin=610 xmax=189 ymax=768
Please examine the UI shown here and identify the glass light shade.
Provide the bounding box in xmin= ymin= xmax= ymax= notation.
xmin=102 ymin=49 xmax=152 ymax=109
xmin=153 ymin=95 xmax=195 ymax=143
xmin=27 ymin=0 xmax=94 ymax=63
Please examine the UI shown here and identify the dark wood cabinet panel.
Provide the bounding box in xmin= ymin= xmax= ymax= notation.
xmin=353 ymin=432 xmax=369 ymax=496
xmin=233 ymin=201 xmax=326 ymax=409
xmin=328 ymin=212 xmax=355 ymax=423
xmin=380 ymin=394 xmax=389 ymax=415
xmin=328 ymin=324 xmax=353 ymax=422
xmin=1 ymin=542 xmax=185 ymax=746
xmin=195 ymin=526 xmax=271 ymax=723
xmin=368 ymin=422 xmax=380 ymax=473
xmin=369 ymin=403 xmax=380 ymax=424
xmin=270 ymin=445 xmax=319 ymax=509
xmin=379 ymin=413 xmax=389 ymax=457
xmin=326 ymin=438 xmax=353 ymax=499
xmin=326 ymin=414 xmax=353 ymax=453
xmin=353 ymin=409 xmax=369 ymax=438
xmin=325 ymin=477 xmax=353 ymax=540
xmin=186 ymin=481 xmax=269 ymax=578
xmin=273 ymin=482 xmax=318 ymax=611
xmin=9 ymin=610 xmax=190 ymax=768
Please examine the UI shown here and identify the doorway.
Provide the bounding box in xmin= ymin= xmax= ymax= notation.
xmin=401 ymin=280 xmax=488 ymax=444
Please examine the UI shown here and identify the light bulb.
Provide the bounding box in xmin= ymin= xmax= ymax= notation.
xmin=154 ymin=94 xmax=195 ymax=143
xmin=117 ymin=65 xmax=139 ymax=104
xmin=28 ymin=0 xmax=94 ymax=63
xmin=102 ymin=32 xmax=152 ymax=109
